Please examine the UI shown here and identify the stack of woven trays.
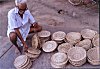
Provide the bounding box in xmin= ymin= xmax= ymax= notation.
xmin=37 ymin=30 xmax=51 ymax=43
xmin=51 ymin=52 xmax=68 ymax=68
xmin=14 ymin=55 xmax=32 ymax=69
xmin=87 ymin=47 xmax=100 ymax=65
xmin=52 ymin=31 xmax=66 ymax=44
xmin=42 ymin=41 xmax=57 ymax=52
xmin=68 ymin=47 xmax=86 ymax=66
xmin=25 ymin=47 xmax=41 ymax=60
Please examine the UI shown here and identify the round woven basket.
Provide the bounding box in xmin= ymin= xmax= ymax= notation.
xmin=38 ymin=30 xmax=51 ymax=38
xmin=68 ymin=47 xmax=86 ymax=66
xmin=52 ymin=31 xmax=66 ymax=41
xmin=92 ymin=34 xmax=99 ymax=47
xmin=68 ymin=0 xmax=82 ymax=6
xmin=75 ymin=39 xmax=92 ymax=50
xmin=87 ymin=47 xmax=100 ymax=65
xmin=25 ymin=52 xmax=39 ymax=59
xmin=66 ymin=32 xmax=81 ymax=45
xmin=27 ymin=47 xmax=41 ymax=55
xmin=14 ymin=55 xmax=30 ymax=69
xmin=51 ymin=52 xmax=68 ymax=68
xmin=81 ymin=29 xmax=97 ymax=39
xmin=32 ymin=34 xmax=40 ymax=49
xmin=42 ymin=41 xmax=58 ymax=52
xmin=38 ymin=30 xmax=51 ymax=45
xmin=58 ymin=43 xmax=73 ymax=53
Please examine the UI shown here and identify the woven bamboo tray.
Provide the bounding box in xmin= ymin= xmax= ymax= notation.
xmin=92 ymin=34 xmax=99 ymax=47
xmin=68 ymin=47 xmax=86 ymax=66
xmin=87 ymin=47 xmax=100 ymax=65
xmin=75 ymin=39 xmax=92 ymax=50
xmin=81 ymin=29 xmax=97 ymax=39
xmin=58 ymin=43 xmax=73 ymax=53
xmin=14 ymin=55 xmax=30 ymax=69
xmin=52 ymin=31 xmax=66 ymax=41
xmin=42 ymin=41 xmax=57 ymax=52
xmin=51 ymin=52 xmax=68 ymax=68
xmin=66 ymin=32 xmax=81 ymax=45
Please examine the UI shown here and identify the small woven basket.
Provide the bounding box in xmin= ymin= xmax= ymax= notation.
xmin=58 ymin=43 xmax=73 ymax=53
xmin=68 ymin=47 xmax=86 ymax=66
xmin=92 ymin=34 xmax=99 ymax=47
xmin=52 ymin=31 xmax=66 ymax=44
xmin=51 ymin=52 xmax=68 ymax=68
xmin=87 ymin=47 xmax=100 ymax=65
xmin=66 ymin=32 xmax=81 ymax=45
xmin=75 ymin=39 xmax=92 ymax=50
xmin=81 ymin=29 xmax=97 ymax=39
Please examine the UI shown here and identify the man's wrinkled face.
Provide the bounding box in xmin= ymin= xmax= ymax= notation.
xmin=18 ymin=3 xmax=27 ymax=15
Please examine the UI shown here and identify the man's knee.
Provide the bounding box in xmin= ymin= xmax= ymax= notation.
xmin=9 ymin=32 xmax=17 ymax=41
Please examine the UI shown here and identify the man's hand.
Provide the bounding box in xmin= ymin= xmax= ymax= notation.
xmin=23 ymin=42 xmax=28 ymax=52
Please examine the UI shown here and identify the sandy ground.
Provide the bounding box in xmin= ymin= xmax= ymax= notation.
xmin=0 ymin=0 xmax=99 ymax=36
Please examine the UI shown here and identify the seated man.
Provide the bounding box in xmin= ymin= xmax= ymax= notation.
xmin=7 ymin=0 xmax=42 ymax=54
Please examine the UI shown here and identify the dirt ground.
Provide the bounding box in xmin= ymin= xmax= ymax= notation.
xmin=0 ymin=0 xmax=99 ymax=69
xmin=0 ymin=0 xmax=99 ymax=36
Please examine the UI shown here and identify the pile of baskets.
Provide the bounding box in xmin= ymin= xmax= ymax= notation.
xmin=14 ymin=29 xmax=99 ymax=69
xmin=14 ymin=55 xmax=32 ymax=69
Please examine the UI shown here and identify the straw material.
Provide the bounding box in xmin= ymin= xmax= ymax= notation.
xmin=87 ymin=47 xmax=100 ymax=65
xmin=32 ymin=34 xmax=40 ymax=49
xmin=52 ymin=31 xmax=66 ymax=41
xmin=66 ymin=32 xmax=81 ymax=45
xmin=81 ymin=29 xmax=97 ymax=39
xmin=27 ymin=47 xmax=41 ymax=55
xmin=58 ymin=43 xmax=73 ymax=53
xmin=68 ymin=0 xmax=81 ymax=5
xmin=14 ymin=55 xmax=29 ymax=68
xmin=14 ymin=55 xmax=32 ymax=69
xmin=92 ymin=34 xmax=99 ymax=47
xmin=51 ymin=52 xmax=68 ymax=68
xmin=75 ymin=39 xmax=92 ymax=50
xmin=42 ymin=41 xmax=57 ymax=52
xmin=51 ymin=52 xmax=68 ymax=63
xmin=25 ymin=52 xmax=39 ymax=59
xmin=68 ymin=47 xmax=86 ymax=66
xmin=37 ymin=30 xmax=51 ymax=38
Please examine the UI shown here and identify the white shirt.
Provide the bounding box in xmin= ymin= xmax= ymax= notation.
xmin=7 ymin=7 xmax=35 ymax=43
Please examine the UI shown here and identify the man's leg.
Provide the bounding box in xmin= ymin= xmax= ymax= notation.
xmin=9 ymin=32 xmax=22 ymax=54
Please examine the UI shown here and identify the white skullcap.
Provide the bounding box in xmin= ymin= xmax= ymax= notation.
xmin=15 ymin=0 xmax=27 ymax=6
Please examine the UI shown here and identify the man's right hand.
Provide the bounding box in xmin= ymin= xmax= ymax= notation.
xmin=23 ymin=42 xmax=28 ymax=52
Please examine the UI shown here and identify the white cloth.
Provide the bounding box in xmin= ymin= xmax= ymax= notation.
xmin=7 ymin=7 xmax=35 ymax=44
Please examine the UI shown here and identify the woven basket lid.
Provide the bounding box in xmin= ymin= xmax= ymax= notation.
xmin=51 ymin=52 xmax=68 ymax=63
xmin=58 ymin=43 xmax=73 ymax=53
xmin=16 ymin=57 xmax=30 ymax=69
xmin=75 ymin=39 xmax=92 ymax=50
xmin=25 ymin=52 xmax=39 ymax=58
xmin=66 ymin=32 xmax=81 ymax=45
xmin=14 ymin=55 xmax=28 ymax=68
xmin=32 ymin=34 xmax=39 ymax=49
xmin=68 ymin=47 xmax=86 ymax=61
xmin=27 ymin=47 xmax=41 ymax=55
xmin=38 ymin=30 xmax=51 ymax=38
xmin=18 ymin=60 xmax=32 ymax=69
xmin=42 ymin=41 xmax=57 ymax=52
xmin=92 ymin=34 xmax=99 ymax=47
xmin=87 ymin=47 xmax=100 ymax=62
xmin=81 ymin=29 xmax=97 ymax=39
xmin=52 ymin=31 xmax=66 ymax=41
xmin=68 ymin=0 xmax=81 ymax=5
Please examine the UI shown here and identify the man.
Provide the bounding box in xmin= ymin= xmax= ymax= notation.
xmin=7 ymin=0 xmax=42 ymax=54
